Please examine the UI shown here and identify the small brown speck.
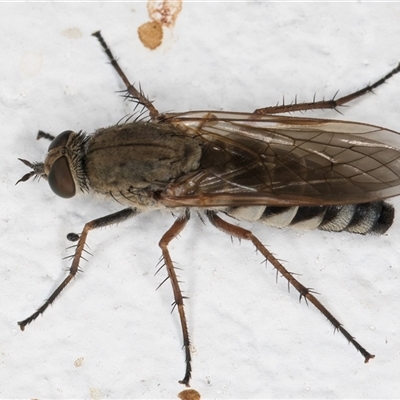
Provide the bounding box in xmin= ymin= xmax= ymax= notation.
xmin=178 ymin=389 xmax=201 ymax=400
xmin=148 ymin=0 xmax=183 ymax=28
xmin=89 ymin=387 xmax=102 ymax=400
xmin=138 ymin=21 xmax=163 ymax=50
xmin=74 ymin=356 xmax=84 ymax=367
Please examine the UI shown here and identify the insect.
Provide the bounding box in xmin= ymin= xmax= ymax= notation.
xmin=17 ymin=31 xmax=400 ymax=386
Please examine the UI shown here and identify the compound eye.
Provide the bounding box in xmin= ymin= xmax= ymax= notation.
xmin=48 ymin=156 xmax=76 ymax=198
xmin=48 ymin=130 xmax=73 ymax=151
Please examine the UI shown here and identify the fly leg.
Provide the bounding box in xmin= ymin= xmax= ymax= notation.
xmin=92 ymin=31 xmax=160 ymax=120
xmin=158 ymin=210 xmax=192 ymax=386
xmin=206 ymin=210 xmax=375 ymax=363
xmin=18 ymin=207 xmax=138 ymax=331
xmin=254 ymin=62 xmax=400 ymax=115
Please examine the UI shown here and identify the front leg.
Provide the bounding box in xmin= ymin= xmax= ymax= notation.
xmin=18 ymin=207 xmax=138 ymax=330
xmin=92 ymin=31 xmax=160 ymax=120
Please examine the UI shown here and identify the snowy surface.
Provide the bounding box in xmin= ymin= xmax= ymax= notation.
xmin=1 ymin=2 xmax=400 ymax=399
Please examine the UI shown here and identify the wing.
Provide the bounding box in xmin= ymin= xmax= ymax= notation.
xmin=157 ymin=111 xmax=400 ymax=207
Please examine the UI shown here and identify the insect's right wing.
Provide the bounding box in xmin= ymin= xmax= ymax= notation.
xmin=159 ymin=111 xmax=400 ymax=208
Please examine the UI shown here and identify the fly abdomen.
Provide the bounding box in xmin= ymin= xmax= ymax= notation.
xmin=260 ymin=201 xmax=394 ymax=235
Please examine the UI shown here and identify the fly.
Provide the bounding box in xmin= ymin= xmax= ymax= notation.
xmin=17 ymin=31 xmax=400 ymax=386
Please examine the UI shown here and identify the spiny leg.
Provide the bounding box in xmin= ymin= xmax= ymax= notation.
xmin=158 ymin=210 xmax=192 ymax=386
xmin=18 ymin=207 xmax=138 ymax=331
xmin=206 ymin=210 xmax=375 ymax=363
xmin=92 ymin=31 xmax=160 ymax=120
xmin=254 ymin=62 xmax=400 ymax=115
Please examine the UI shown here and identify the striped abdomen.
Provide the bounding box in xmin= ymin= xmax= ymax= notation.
xmin=226 ymin=201 xmax=394 ymax=235
xmin=261 ymin=201 xmax=394 ymax=234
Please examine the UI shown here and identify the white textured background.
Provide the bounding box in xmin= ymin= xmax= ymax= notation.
xmin=1 ymin=2 xmax=400 ymax=399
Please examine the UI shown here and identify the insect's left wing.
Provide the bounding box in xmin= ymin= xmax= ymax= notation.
xmin=159 ymin=111 xmax=400 ymax=207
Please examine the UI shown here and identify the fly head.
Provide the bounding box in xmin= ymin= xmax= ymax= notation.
xmin=17 ymin=130 xmax=90 ymax=198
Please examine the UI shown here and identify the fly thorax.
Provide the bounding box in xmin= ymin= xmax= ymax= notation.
xmin=84 ymin=122 xmax=202 ymax=198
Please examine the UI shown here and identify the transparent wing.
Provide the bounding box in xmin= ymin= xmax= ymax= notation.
xmin=158 ymin=111 xmax=400 ymax=207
